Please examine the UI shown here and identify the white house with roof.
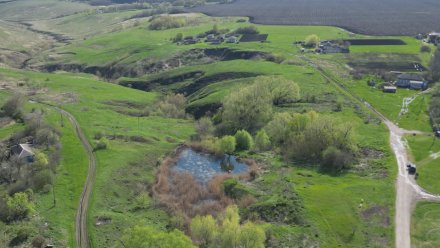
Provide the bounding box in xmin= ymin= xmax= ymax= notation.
xmin=11 ymin=144 xmax=35 ymax=163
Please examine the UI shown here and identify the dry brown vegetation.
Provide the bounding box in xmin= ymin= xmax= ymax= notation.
xmin=152 ymin=145 xmax=260 ymax=225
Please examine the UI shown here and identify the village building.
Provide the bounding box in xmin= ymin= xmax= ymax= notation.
xmin=10 ymin=143 xmax=35 ymax=163
xmin=396 ymin=74 xmax=428 ymax=90
xmin=383 ymin=86 xmax=397 ymax=93
xmin=428 ymin=32 xmax=440 ymax=45
xmin=317 ymin=41 xmax=349 ymax=54
xmin=226 ymin=36 xmax=238 ymax=43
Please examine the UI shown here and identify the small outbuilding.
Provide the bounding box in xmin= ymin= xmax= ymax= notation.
xmin=383 ymin=86 xmax=397 ymax=93
xmin=11 ymin=143 xmax=35 ymax=163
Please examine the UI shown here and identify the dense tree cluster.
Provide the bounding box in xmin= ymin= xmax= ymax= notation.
xmin=0 ymin=96 xmax=61 ymax=222
xmin=265 ymin=111 xmax=357 ymax=170
xmin=144 ymin=93 xmax=187 ymax=118
xmin=122 ymin=226 xmax=195 ymax=248
xmin=190 ymin=205 xmax=265 ymax=248
xmin=220 ymin=76 xmax=300 ymax=133
xmin=149 ymin=15 xmax=186 ymax=30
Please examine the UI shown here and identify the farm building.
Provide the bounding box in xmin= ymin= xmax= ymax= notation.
xmin=396 ymin=74 xmax=428 ymax=90
xmin=318 ymin=41 xmax=349 ymax=54
xmin=11 ymin=143 xmax=35 ymax=163
xmin=383 ymin=86 xmax=397 ymax=93
xmin=428 ymin=32 xmax=440 ymax=45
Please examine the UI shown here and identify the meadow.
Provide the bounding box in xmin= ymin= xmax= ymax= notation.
xmin=412 ymin=202 xmax=440 ymax=248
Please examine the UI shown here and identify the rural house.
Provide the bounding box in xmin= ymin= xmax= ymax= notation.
xmin=396 ymin=74 xmax=428 ymax=90
xmin=428 ymin=32 xmax=440 ymax=45
xmin=11 ymin=143 xmax=35 ymax=163
xmin=383 ymin=86 xmax=397 ymax=93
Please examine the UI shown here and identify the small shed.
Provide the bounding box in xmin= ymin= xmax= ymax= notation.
xmin=11 ymin=144 xmax=35 ymax=162
xmin=383 ymin=86 xmax=397 ymax=93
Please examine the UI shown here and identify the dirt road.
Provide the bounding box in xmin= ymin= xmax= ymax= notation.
xmin=57 ymin=108 xmax=95 ymax=248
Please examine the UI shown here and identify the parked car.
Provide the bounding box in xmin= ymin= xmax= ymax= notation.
xmin=407 ymin=164 xmax=417 ymax=175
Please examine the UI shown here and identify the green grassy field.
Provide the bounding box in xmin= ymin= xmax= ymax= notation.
xmin=1 ymin=6 xmax=438 ymax=246
xmin=406 ymin=134 xmax=440 ymax=195
xmin=40 ymin=14 xmax=423 ymax=68
xmin=0 ymin=67 xmax=194 ymax=247
xmin=412 ymin=202 xmax=440 ymax=248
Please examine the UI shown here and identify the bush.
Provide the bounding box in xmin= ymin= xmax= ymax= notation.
xmin=190 ymin=205 xmax=265 ymax=248
xmin=31 ymin=236 xmax=47 ymax=248
xmin=219 ymin=136 xmax=236 ymax=154
xmin=1 ymin=94 xmax=23 ymax=119
xmin=322 ymin=146 xmax=354 ymax=171
xmin=31 ymin=170 xmax=53 ymax=192
xmin=95 ymin=137 xmax=109 ymax=151
xmin=234 ymin=26 xmax=259 ymax=34
xmin=195 ymin=117 xmax=214 ymax=139
xmin=234 ymin=130 xmax=253 ymax=151
xmin=94 ymin=131 xmax=104 ymax=140
xmin=149 ymin=15 xmax=186 ymax=30
xmin=6 ymin=192 xmax=34 ymax=221
xmin=122 ymin=226 xmax=195 ymax=248
xmin=304 ymin=34 xmax=319 ymax=48
xmin=254 ymin=130 xmax=271 ymax=151
xmin=421 ymin=45 xmax=432 ymax=53
xmin=156 ymin=94 xmax=187 ymax=119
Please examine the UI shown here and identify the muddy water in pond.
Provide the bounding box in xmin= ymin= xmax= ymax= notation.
xmin=173 ymin=149 xmax=248 ymax=184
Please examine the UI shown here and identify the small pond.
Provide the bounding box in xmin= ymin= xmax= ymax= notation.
xmin=173 ymin=148 xmax=248 ymax=184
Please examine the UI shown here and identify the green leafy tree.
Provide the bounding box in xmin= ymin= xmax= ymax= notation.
xmin=95 ymin=137 xmax=109 ymax=151
xmin=255 ymin=130 xmax=271 ymax=151
xmin=234 ymin=130 xmax=253 ymax=151
xmin=256 ymin=76 xmax=300 ymax=105
xmin=34 ymin=151 xmax=48 ymax=170
xmin=219 ymin=136 xmax=236 ymax=154
xmin=190 ymin=215 xmax=217 ymax=248
xmin=174 ymin=33 xmax=184 ymax=42
xmin=7 ymin=192 xmax=35 ymax=221
xmin=238 ymin=222 xmax=266 ymax=248
xmin=222 ymin=83 xmax=273 ymax=133
xmin=122 ymin=226 xmax=195 ymax=248
xmin=1 ymin=94 xmax=23 ymax=119
xmin=305 ymin=34 xmax=319 ymax=48
xmin=190 ymin=205 xmax=265 ymax=248
xmin=195 ymin=117 xmax=215 ymax=138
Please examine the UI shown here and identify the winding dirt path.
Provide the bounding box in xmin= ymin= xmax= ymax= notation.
xmin=52 ymin=107 xmax=95 ymax=248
